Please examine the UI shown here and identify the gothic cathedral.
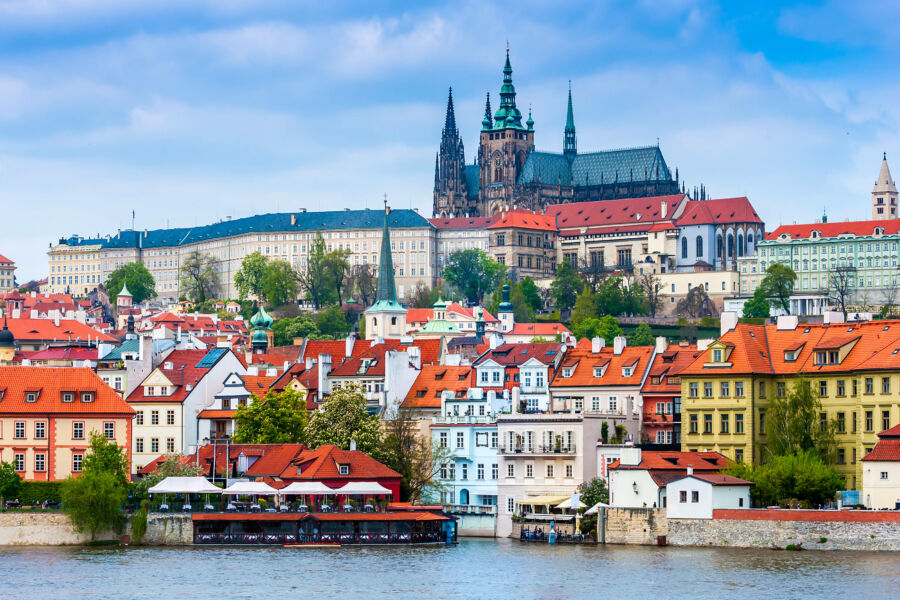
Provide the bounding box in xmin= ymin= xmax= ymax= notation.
xmin=433 ymin=50 xmax=681 ymax=218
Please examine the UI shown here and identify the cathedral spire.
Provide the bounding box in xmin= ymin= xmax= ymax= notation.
xmin=443 ymin=87 xmax=457 ymax=135
xmin=494 ymin=47 xmax=524 ymax=129
xmin=564 ymin=81 xmax=576 ymax=160
xmin=375 ymin=199 xmax=399 ymax=305
xmin=482 ymin=92 xmax=493 ymax=131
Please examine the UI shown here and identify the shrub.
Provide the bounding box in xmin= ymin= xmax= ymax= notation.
xmin=131 ymin=501 xmax=149 ymax=545
xmin=19 ymin=481 xmax=63 ymax=506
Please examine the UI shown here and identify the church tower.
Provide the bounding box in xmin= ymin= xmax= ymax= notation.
xmin=478 ymin=48 xmax=535 ymax=216
xmin=433 ymin=88 xmax=470 ymax=218
xmin=564 ymin=83 xmax=577 ymax=161
xmin=872 ymin=153 xmax=898 ymax=220
xmin=364 ymin=202 xmax=408 ymax=340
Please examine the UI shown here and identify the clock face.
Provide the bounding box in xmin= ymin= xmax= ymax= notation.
xmin=494 ymin=156 xmax=502 ymax=167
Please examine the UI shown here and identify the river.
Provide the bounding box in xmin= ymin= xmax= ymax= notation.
xmin=1 ymin=539 xmax=897 ymax=599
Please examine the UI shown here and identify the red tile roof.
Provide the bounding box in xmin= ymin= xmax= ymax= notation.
xmin=548 ymin=194 xmax=686 ymax=231
xmin=197 ymin=409 xmax=237 ymax=419
xmin=28 ymin=347 xmax=99 ymax=361
xmin=3 ymin=317 xmax=118 ymax=342
xmin=609 ymin=450 xmax=730 ymax=472
xmin=475 ymin=342 xmax=563 ymax=367
xmin=674 ymin=197 xmax=762 ymax=226
xmin=407 ymin=304 xmax=498 ymax=324
xmin=487 ymin=209 xmax=557 ymax=232
xmin=126 ymin=349 xmax=228 ymax=403
xmin=642 ymin=343 xmax=700 ymax=394
xmin=284 ymin=445 xmax=401 ymax=480
xmin=402 ymin=366 xmax=473 ymax=409
xmin=861 ymin=424 xmax=900 ymax=462
xmin=0 ymin=254 xmax=14 ymax=265
xmin=767 ymin=218 xmax=900 ymax=241
xmin=509 ymin=323 xmax=571 ymax=337
xmin=0 ymin=366 xmax=134 ymax=415
xmin=551 ymin=339 xmax=653 ymax=387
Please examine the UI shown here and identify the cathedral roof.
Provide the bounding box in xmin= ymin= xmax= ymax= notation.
xmin=465 ymin=164 xmax=480 ymax=199
xmin=517 ymin=146 xmax=672 ymax=188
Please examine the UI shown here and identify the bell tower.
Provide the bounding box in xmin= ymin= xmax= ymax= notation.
xmin=872 ymin=153 xmax=898 ymax=220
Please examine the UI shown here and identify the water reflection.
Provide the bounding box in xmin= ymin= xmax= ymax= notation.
xmin=0 ymin=539 xmax=897 ymax=600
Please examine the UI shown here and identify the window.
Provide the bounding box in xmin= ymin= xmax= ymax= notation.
xmin=837 ymin=412 xmax=845 ymax=433
xmin=35 ymin=421 xmax=46 ymax=439
xmin=691 ymin=491 xmax=699 ymax=503
xmin=776 ymin=382 xmax=786 ymax=398
xmin=759 ymin=381 xmax=766 ymax=398
xmin=837 ymin=449 xmax=845 ymax=465
xmin=883 ymin=410 xmax=891 ymax=432
xmin=72 ymin=422 xmax=84 ymax=440
xmin=477 ymin=464 xmax=485 ymax=480
xmin=136 ymin=438 xmax=144 ymax=453
xmin=507 ymin=497 xmax=515 ymax=514
xmin=136 ymin=411 xmax=144 ymax=425
xmin=704 ymin=414 xmax=713 ymax=434
xmin=883 ymin=377 xmax=891 ymax=394
xmin=609 ymin=397 xmax=617 ymax=411
xmin=735 ymin=449 xmax=744 ymax=463
xmin=61 ymin=392 xmax=73 ymax=403
xmin=837 ymin=380 xmax=845 ymax=396
xmin=735 ymin=381 xmax=744 ymax=397
xmin=720 ymin=382 xmax=730 ymax=397
xmin=865 ymin=410 xmax=873 ymax=432
xmin=689 ymin=414 xmax=698 ymax=434
xmin=492 ymin=463 xmax=498 ymax=479
xmin=166 ymin=437 xmax=175 ymax=452
xmin=526 ymin=464 xmax=534 ymax=478
xmin=25 ymin=392 xmax=37 ymax=403
xmin=81 ymin=392 xmax=94 ymax=403
xmin=721 ymin=414 xmax=730 ymax=434
xmin=14 ymin=421 xmax=25 ymax=439
xmin=438 ymin=431 xmax=448 ymax=448
xmin=679 ymin=490 xmax=687 ymax=503
xmin=461 ymin=464 xmax=468 ymax=480
xmin=546 ymin=464 xmax=554 ymax=478
xmin=507 ymin=464 xmax=515 ymax=477
xmin=852 ymin=379 xmax=858 ymax=396
xmin=151 ymin=438 xmax=159 ymax=453
xmin=566 ymin=464 xmax=573 ymax=478
xmin=35 ymin=453 xmax=46 ymax=472
xmin=819 ymin=381 xmax=827 ymax=397
xmin=882 ymin=471 xmax=889 ymax=480
xmin=339 ymin=464 xmax=350 ymax=476
xmin=689 ymin=382 xmax=698 ymax=398
xmin=104 ymin=422 xmax=115 ymax=439
xmin=151 ymin=410 xmax=159 ymax=425
xmin=456 ymin=431 xmax=465 ymax=449
xmin=72 ymin=453 xmax=83 ymax=473
xmin=703 ymin=382 xmax=713 ymax=398
xmin=491 ymin=432 xmax=498 ymax=448
xmin=865 ymin=378 xmax=874 ymax=394
xmin=167 ymin=410 xmax=175 ymax=425
xmin=759 ymin=410 xmax=766 ymax=435
xmin=475 ymin=432 xmax=488 ymax=447
xmin=712 ymin=349 xmax=723 ymax=362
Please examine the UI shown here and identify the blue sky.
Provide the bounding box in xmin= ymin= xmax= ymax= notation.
xmin=1 ymin=0 xmax=899 ymax=280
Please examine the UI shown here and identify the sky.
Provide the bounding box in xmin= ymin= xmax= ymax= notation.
xmin=2 ymin=0 xmax=900 ymax=280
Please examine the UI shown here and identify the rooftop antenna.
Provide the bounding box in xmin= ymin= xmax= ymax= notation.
xmin=131 ymin=210 xmax=135 ymax=231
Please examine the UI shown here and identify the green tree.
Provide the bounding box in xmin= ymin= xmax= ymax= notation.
xmin=600 ymin=422 xmax=609 ymax=444
xmin=569 ymin=284 xmax=596 ymax=330
xmin=349 ymin=264 xmax=377 ymax=307
xmin=297 ymin=232 xmax=335 ymax=309
xmin=234 ymin=251 xmax=269 ymax=301
xmin=262 ymin=260 xmax=299 ymax=306
xmin=410 ymin=283 xmax=440 ymax=308
xmin=760 ymin=263 xmax=797 ymax=314
xmin=82 ymin=431 xmax=130 ymax=487
xmin=232 ymin=388 xmax=309 ymax=444
xmin=519 ymin=277 xmax=544 ymax=313
xmin=306 ymin=383 xmax=385 ymax=460
xmin=323 ymin=248 xmax=351 ymax=306
xmin=628 ymin=322 xmax=655 ymax=346
xmin=272 ymin=315 xmax=322 ymax=346
xmin=550 ymin=257 xmax=581 ymax=312
xmin=576 ymin=477 xmax=610 ymax=508
xmin=180 ymin=251 xmax=219 ymax=303
xmin=766 ymin=378 xmax=838 ymax=463
xmin=315 ymin=305 xmax=351 ymax=338
xmin=0 ymin=461 xmax=23 ymax=506
xmin=442 ymin=248 xmax=507 ymax=304
xmin=61 ymin=471 xmax=127 ymax=540
xmin=382 ymin=407 xmax=452 ymax=502
xmin=595 ymin=276 xmax=626 ymax=315
xmin=509 ymin=283 xmax=535 ymax=323
xmin=742 ymin=287 xmax=771 ymax=319
xmin=724 ymin=451 xmax=843 ymax=508
xmin=572 ymin=315 xmax=623 ymax=342
xmin=105 ymin=262 xmax=157 ymax=304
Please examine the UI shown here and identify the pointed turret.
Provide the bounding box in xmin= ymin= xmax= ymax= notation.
xmin=493 ymin=47 xmax=524 ymax=130
xmin=482 ymin=93 xmax=493 ymax=131
xmin=564 ymin=82 xmax=576 ymax=160
xmin=872 ymin=153 xmax=898 ymax=220
xmin=443 ymin=87 xmax=457 ymax=135
xmin=434 ymin=86 xmax=469 ymax=217
xmin=526 ymin=105 xmax=534 ymax=131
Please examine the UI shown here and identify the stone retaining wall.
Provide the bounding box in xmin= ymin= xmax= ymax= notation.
xmin=143 ymin=514 xmax=193 ymax=545
xmin=604 ymin=508 xmax=667 ymax=545
xmin=0 ymin=512 xmax=117 ymax=545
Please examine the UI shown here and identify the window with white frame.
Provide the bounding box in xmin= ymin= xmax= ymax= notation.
xmin=166 ymin=410 xmax=175 ymax=425
xmin=72 ymin=453 xmax=83 ymax=473
xmin=565 ymin=464 xmax=573 ymax=478
xmin=35 ymin=421 xmax=46 ymax=439
xmin=461 ymin=464 xmax=468 ymax=480
xmin=546 ymin=464 xmax=554 ymax=478
xmin=103 ymin=422 xmax=114 ymax=439
xmin=507 ymin=496 xmax=515 ymax=514
xmin=592 ymin=397 xmax=600 ymax=411
xmin=492 ymin=463 xmax=498 ymax=479
xmin=339 ymin=464 xmax=350 ymax=475
xmin=166 ymin=438 xmax=175 ymax=452
xmin=477 ymin=464 xmax=485 ymax=479
xmin=525 ymin=463 xmax=534 ymax=478
xmin=507 ymin=463 xmax=515 ymax=477
xmin=609 ymin=397 xmax=617 ymax=411
xmin=136 ymin=411 xmax=144 ymax=425
xmin=136 ymin=438 xmax=144 ymax=453
xmin=35 ymin=453 xmax=46 ymax=472
xmin=456 ymin=431 xmax=465 ymax=448
xmin=14 ymin=421 xmax=25 ymax=439
xmin=72 ymin=422 xmax=84 ymax=440
xmin=14 ymin=453 xmax=25 ymax=471
xmin=491 ymin=432 xmax=498 ymax=448
xmin=438 ymin=431 xmax=448 ymax=448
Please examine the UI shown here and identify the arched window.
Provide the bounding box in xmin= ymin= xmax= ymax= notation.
xmin=695 ymin=235 xmax=703 ymax=258
xmin=737 ymin=233 xmax=744 ymax=257
xmin=716 ymin=234 xmax=723 ymax=259
xmin=727 ymin=233 xmax=734 ymax=258
xmin=681 ymin=237 xmax=688 ymax=259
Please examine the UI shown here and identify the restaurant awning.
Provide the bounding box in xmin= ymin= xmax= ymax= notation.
xmin=337 ymin=481 xmax=393 ymax=495
xmin=280 ymin=481 xmax=339 ymax=495
xmin=584 ymin=502 xmax=611 ymax=515
xmin=518 ymin=495 xmax=569 ymax=506
xmin=524 ymin=513 xmax=575 ymax=521
xmin=556 ymin=497 xmax=586 ymax=510
xmin=221 ymin=481 xmax=279 ymax=496
xmin=148 ymin=476 xmax=222 ymax=495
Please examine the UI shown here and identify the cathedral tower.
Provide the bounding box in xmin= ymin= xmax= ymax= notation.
xmin=564 ymin=83 xmax=577 ymax=161
xmin=433 ymin=88 xmax=470 ymax=218
xmin=872 ymin=153 xmax=898 ymax=220
xmin=478 ymin=48 xmax=535 ymax=215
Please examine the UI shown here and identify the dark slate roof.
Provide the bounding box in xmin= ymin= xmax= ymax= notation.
xmin=518 ymin=146 xmax=672 ymax=187
xmin=57 ymin=235 xmax=106 ymax=247
xmin=465 ymin=164 xmax=480 ymax=199
xmin=73 ymin=209 xmax=433 ymax=251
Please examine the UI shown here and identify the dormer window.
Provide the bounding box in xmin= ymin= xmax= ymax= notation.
xmin=562 ymin=368 xmax=572 ymax=377
xmin=25 ymin=391 xmax=39 ymax=403
xmin=593 ymin=367 xmax=603 ymax=377
xmin=712 ymin=349 xmax=723 ymax=362
xmin=81 ymin=392 xmax=94 ymax=403
xmin=784 ymin=351 xmax=796 ymax=362
xmin=622 ymin=367 xmax=633 ymax=377
xmin=339 ymin=464 xmax=350 ymax=476
xmin=61 ymin=392 xmax=74 ymax=403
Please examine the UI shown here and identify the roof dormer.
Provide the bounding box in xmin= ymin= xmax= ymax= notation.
xmin=704 ymin=340 xmax=734 ymax=367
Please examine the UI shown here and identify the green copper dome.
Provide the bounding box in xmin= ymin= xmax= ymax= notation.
xmin=249 ymin=304 xmax=273 ymax=330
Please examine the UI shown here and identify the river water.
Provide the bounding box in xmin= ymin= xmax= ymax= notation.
xmin=1 ymin=539 xmax=897 ymax=599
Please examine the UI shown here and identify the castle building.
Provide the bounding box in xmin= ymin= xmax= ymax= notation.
xmin=872 ymin=153 xmax=898 ymax=220
xmin=433 ymin=50 xmax=681 ymax=218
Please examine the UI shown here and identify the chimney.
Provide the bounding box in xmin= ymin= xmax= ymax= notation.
xmin=291 ymin=214 xmax=297 ymax=225
xmin=613 ymin=336 xmax=626 ymax=355
xmin=408 ymin=345 xmax=421 ymax=370
xmin=511 ymin=386 xmax=520 ymax=414
xmin=660 ymin=200 xmax=668 ymax=219
xmin=687 ymin=465 xmax=694 ymax=476
xmin=318 ymin=353 xmax=332 ymax=394
xmin=248 ymin=365 xmax=259 ymax=376
xmin=350 ymin=439 xmax=357 ymax=451
xmin=489 ymin=333 xmax=502 ymax=350
xmin=345 ymin=334 xmax=355 ymax=358
xmin=305 ymin=356 xmax=315 ymax=370
xmin=697 ymin=339 xmax=713 ymax=351
xmin=591 ymin=337 xmax=603 ymax=354
xmin=776 ymin=315 xmax=799 ymax=331
xmin=720 ymin=311 xmax=739 ymax=335
xmin=655 ymin=336 xmax=667 ymax=354
xmin=823 ymin=311 xmax=845 ymax=325
xmin=619 ymin=447 xmax=642 ymax=466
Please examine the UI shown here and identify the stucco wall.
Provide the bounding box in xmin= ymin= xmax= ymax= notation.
xmin=0 ymin=512 xmax=118 ymax=545
xmin=454 ymin=513 xmax=497 ymax=537
xmin=604 ymin=508 xmax=667 ymax=545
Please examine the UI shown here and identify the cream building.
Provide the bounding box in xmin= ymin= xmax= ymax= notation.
xmin=49 ymin=209 xmax=438 ymax=303
xmin=0 ymin=254 xmax=16 ymax=293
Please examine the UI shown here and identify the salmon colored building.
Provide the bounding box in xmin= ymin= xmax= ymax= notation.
xmin=0 ymin=366 xmax=134 ymax=481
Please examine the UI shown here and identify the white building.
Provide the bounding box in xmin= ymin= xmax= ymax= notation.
xmin=861 ymin=424 xmax=900 ymax=510
xmin=665 ymin=471 xmax=752 ymax=519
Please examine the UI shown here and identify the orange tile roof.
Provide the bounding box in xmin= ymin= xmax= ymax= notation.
xmin=609 ymin=450 xmax=730 ymax=472
xmin=674 ymin=197 xmax=762 ymax=226
xmin=402 ymin=365 xmax=473 ymax=409
xmin=642 ymin=343 xmax=700 ymax=394
xmin=862 ymin=424 xmax=900 ymax=461
xmin=242 ymin=374 xmax=278 ymax=393
xmin=197 ymin=409 xmax=237 ymax=419
xmin=551 ymin=339 xmax=653 ymax=387
xmin=407 ymin=304 xmax=498 ymax=324
xmin=509 ymin=323 xmax=571 ymax=336
xmin=0 ymin=366 xmax=134 ymax=415
xmin=3 ymin=317 xmax=118 ymax=342
xmin=0 ymin=254 xmax=14 ymax=265
xmin=285 ymin=445 xmax=401 ymax=480
xmin=487 ymin=209 xmax=557 ymax=232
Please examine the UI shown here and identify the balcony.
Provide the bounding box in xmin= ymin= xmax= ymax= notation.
xmin=643 ymin=413 xmax=681 ymax=425
xmin=519 ymin=385 xmax=548 ymax=394
xmin=498 ymin=444 xmax=576 ymax=456
xmin=433 ymin=415 xmax=494 ymax=425
xmin=443 ymin=504 xmax=497 ymax=515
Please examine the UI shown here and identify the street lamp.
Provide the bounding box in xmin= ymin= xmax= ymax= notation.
xmin=633 ymin=482 xmax=639 ymax=494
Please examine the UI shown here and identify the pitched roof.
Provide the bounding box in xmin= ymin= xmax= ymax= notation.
xmin=487 ymin=210 xmax=557 ymax=232
xmin=874 ymin=157 xmax=897 ymax=193
xmin=2 ymin=317 xmax=117 ymax=342
xmin=518 ymin=146 xmax=672 ymax=187
xmin=126 ymin=348 xmax=231 ymax=403
xmin=861 ymin=423 xmax=900 ymax=462
xmin=28 ymin=346 xmax=99 ymax=361
xmin=474 ymin=342 xmax=562 ymax=367
xmin=608 ymin=450 xmax=730 ymax=472
xmin=685 ymin=473 xmax=753 ymax=486
xmin=0 ymin=254 xmax=14 ymax=265
xmin=642 ymin=343 xmax=700 ymax=394
xmin=509 ymin=323 xmax=571 ymax=337
xmin=766 ymin=218 xmax=900 ymax=241
xmin=674 ymin=197 xmax=762 ymax=226
xmin=407 ymin=304 xmax=498 ymax=324
xmin=402 ymin=365 xmax=473 ymax=409
xmin=0 ymin=366 xmax=134 ymax=415
xmin=551 ymin=339 xmax=653 ymax=387
xmin=285 ymin=445 xmax=401 ymax=480
xmin=548 ymin=194 xmax=686 ymax=231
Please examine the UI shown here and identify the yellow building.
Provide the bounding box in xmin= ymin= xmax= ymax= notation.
xmin=680 ymin=316 xmax=900 ymax=490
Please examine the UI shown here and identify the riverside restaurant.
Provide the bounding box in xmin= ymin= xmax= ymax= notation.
xmin=148 ymin=477 xmax=454 ymax=546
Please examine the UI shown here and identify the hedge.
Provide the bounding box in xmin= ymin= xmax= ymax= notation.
xmin=19 ymin=481 xmax=62 ymax=505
